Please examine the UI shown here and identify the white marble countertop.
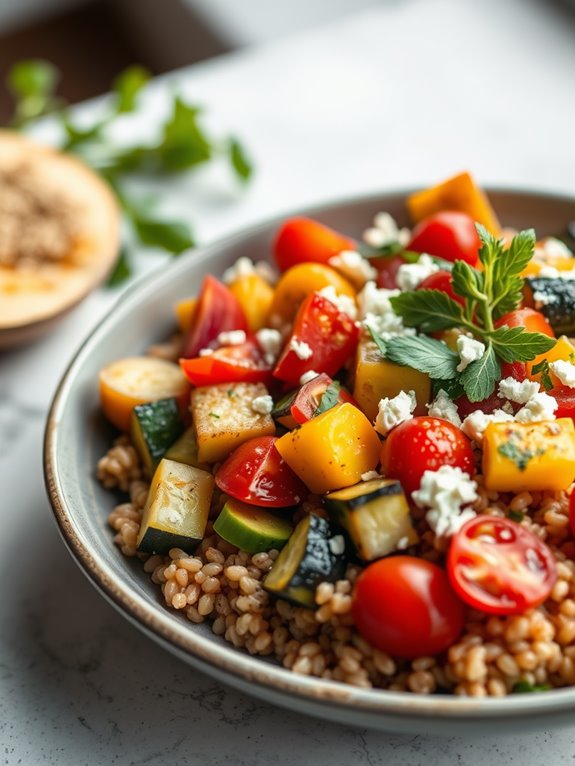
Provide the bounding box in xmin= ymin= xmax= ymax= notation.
xmin=2 ymin=0 xmax=575 ymax=762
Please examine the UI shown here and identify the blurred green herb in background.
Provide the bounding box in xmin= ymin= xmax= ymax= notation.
xmin=6 ymin=60 xmax=253 ymax=285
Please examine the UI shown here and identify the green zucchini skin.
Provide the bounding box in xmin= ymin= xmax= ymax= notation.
xmin=214 ymin=498 xmax=293 ymax=554
xmin=263 ymin=513 xmax=347 ymax=608
xmin=526 ymin=277 xmax=575 ymax=335
xmin=130 ymin=398 xmax=183 ymax=477
xmin=138 ymin=528 xmax=201 ymax=556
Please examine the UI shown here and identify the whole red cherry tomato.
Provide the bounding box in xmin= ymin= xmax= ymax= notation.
xmin=417 ymin=269 xmax=466 ymax=307
xmin=380 ymin=416 xmax=475 ymax=496
xmin=215 ymin=436 xmax=307 ymax=507
xmin=495 ymin=308 xmax=555 ymax=338
xmin=408 ymin=211 xmax=480 ymax=266
xmin=273 ymin=217 xmax=356 ymax=273
xmin=448 ymin=516 xmax=557 ymax=615
xmin=352 ymin=556 xmax=465 ymax=658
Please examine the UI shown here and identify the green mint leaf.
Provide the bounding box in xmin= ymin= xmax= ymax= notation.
xmin=489 ymin=326 xmax=556 ymax=362
xmin=390 ymin=289 xmax=464 ymax=332
xmin=229 ymin=138 xmax=253 ymax=182
xmin=531 ymin=359 xmax=554 ymax=390
xmin=314 ymin=382 xmax=342 ymax=416
xmin=367 ymin=326 xmax=387 ymax=356
xmin=106 ymin=247 xmax=132 ymax=286
xmin=385 ymin=335 xmax=460 ymax=379
xmin=159 ymin=96 xmax=212 ymax=172
xmin=451 ymin=260 xmax=484 ymax=302
xmin=133 ymin=217 xmax=195 ymax=255
xmin=113 ymin=65 xmax=150 ymax=114
xmin=8 ymin=59 xmax=61 ymax=125
xmin=460 ymin=343 xmax=500 ymax=402
xmin=432 ymin=377 xmax=464 ymax=400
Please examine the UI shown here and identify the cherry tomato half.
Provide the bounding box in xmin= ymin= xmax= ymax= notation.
xmin=352 ymin=556 xmax=465 ymax=659
xmin=448 ymin=516 xmax=557 ymax=615
xmin=215 ymin=436 xmax=307 ymax=507
xmin=553 ymin=386 xmax=575 ymax=422
xmin=273 ymin=217 xmax=356 ymax=273
xmin=290 ymin=373 xmax=357 ymax=424
xmin=380 ymin=416 xmax=475 ymax=496
xmin=495 ymin=308 xmax=555 ymax=339
xmin=417 ymin=269 xmax=466 ymax=307
xmin=408 ymin=211 xmax=480 ymax=266
xmin=181 ymin=275 xmax=248 ymax=359
xmin=179 ymin=341 xmax=272 ymax=386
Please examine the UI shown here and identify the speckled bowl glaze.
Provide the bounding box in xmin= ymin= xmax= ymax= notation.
xmin=45 ymin=189 xmax=575 ymax=734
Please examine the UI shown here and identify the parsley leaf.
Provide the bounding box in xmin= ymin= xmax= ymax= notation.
xmin=229 ymin=138 xmax=253 ymax=182
xmin=7 ymin=59 xmax=61 ymax=126
xmin=314 ymin=382 xmax=343 ymax=416
xmin=113 ymin=65 xmax=150 ymax=113
xmin=489 ymin=326 xmax=556 ymax=362
xmin=385 ymin=335 xmax=460 ymax=380
xmin=531 ymin=358 xmax=554 ymax=390
xmin=390 ymin=290 xmax=465 ymax=332
xmin=132 ymin=216 xmax=194 ymax=255
xmin=460 ymin=343 xmax=500 ymax=402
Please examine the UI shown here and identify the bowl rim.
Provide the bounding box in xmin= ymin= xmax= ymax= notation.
xmin=44 ymin=185 xmax=575 ymax=721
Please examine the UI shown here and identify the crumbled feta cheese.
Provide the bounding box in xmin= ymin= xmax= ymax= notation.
xmin=549 ymin=360 xmax=575 ymax=388
xmin=396 ymin=536 xmax=410 ymax=550
xmin=329 ymin=535 xmax=346 ymax=555
xmin=427 ymin=389 xmax=462 ymax=427
xmin=501 ymin=400 xmax=515 ymax=415
xmin=396 ymin=254 xmax=439 ymax=291
xmin=498 ymin=377 xmax=540 ymax=404
xmin=299 ymin=370 xmax=319 ymax=385
xmin=198 ymin=347 xmax=214 ymax=357
xmin=222 ymin=256 xmax=277 ymax=285
xmin=361 ymin=470 xmax=382 ymax=482
xmin=412 ymin=465 xmax=478 ymax=538
xmin=317 ymin=285 xmax=358 ymax=319
xmin=251 ymin=394 xmax=274 ymax=415
xmin=538 ymin=266 xmax=560 ymax=279
xmin=328 ymin=250 xmax=377 ymax=286
xmin=217 ymin=329 xmax=246 ymax=346
xmin=461 ymin=409 xmax=514 ymax=443
xmin=374 ymin=390 xmax=416 ymax=436
xmin=254 ymin=261 xmax=278 ymax=284
xmin=535 ymin=237 xmax=573 ymax=260
xmin=358 ymin=281 xmax=415 ymax=341
xmin=256 ymin=327 xmax=282 ymax=365
xmin=532 ymin=290 xmax=559 ymax=309
xmin=515 ymin=392 xmax=558 ymax=423
xmin=456 ymin=335 xmax=485 ymax=373
xmin=363 ymin=212 xmax=410 ymax=249
xmin=289 ymin=338 xmax=313 ymax=360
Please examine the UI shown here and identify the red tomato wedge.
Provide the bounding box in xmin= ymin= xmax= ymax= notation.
xmin=417 ymin=269 xmax=466 ymax=308
xmin=374 ymin=254 xmax=407 ymax=289
xmin=408 ymin=211 xmax=481 ymax=266
xmin=273 ymin=293 xmax=359 ymax=386
xmin=215 ymin=436 xmax=307 ymax=507
xmin=448 ymin=516 xmax=557 ymax=616
xmin=352 ymin=556 xmax=465 ymax=658
xmin=274 ymin=217 xmax=356 ymax=273
xmin=553 ymin=386 xmax=575 ymax=421
xmin=181 ymin=275 xmax=248 ymax=359
xmin=495 ymin=307 xmax=555 ymax=338
xmin=290 ymin=373 xmax=357 ymax=424
xmin=180 ymin=341 xmax=272 ymax=386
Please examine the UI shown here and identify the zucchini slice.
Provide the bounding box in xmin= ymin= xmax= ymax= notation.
xmin=213 ymin=498 xmax=293 ymax=553
xmin=263 ymin=513 xmax=346 ymax=608
xmin=271 ymin=389 xmax=298 ymax=429
xmin=164 ymin=425 xmax=209 ymax=471
xmin=323 ymin=478 xmax=418 ymax=561
xmin=130 ymin=398 xmax=183 ymax=477
xmin=525 ymin=277 xmax=575 ymax=336
xmin=136 ymin=458 xmax=214 ymax=555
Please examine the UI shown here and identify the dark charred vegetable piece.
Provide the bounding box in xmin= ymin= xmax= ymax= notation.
xmin=263 ymin=513 xmax=347 ymax=608
xmin=323 ymin=478 xmax=418 ymax=561
xmin=213 ymin=498 xmax=293 ymax=554
xmin=130 ymin=398 xmax=183 ymax=477
xmin=525 ymin=277 xmax=575 ymax=336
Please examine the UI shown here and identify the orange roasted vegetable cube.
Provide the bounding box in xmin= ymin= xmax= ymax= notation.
xmin=528 ymin=335 xmax=575 ymax=380
xmin=270 ymin=263 xmax=356 ymax=324
xmin=229 ymin=273 xmax=274 ymax=332
xmin=275 ymin=403 xmax=381 ymax=494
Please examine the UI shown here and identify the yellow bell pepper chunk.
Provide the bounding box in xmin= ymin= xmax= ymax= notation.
xmin=352 ymin=338 xmax=430 ymax=422
xmin=407 ymin=172 xmax=501 ymax=235
xmin=174 ymin=297 xmax=197 ymax=333
xmin=528 ymin=335 xmax=574 ymax=380
xmin=483 ymin=418 xmax=575 ymax=492
xmin=270 ymin=262 xmax=356 ymax=323
xmin=229 ymin=273 xmax=274 ymax=332
xmin=275 ymin=403 xmax=381 ymax=494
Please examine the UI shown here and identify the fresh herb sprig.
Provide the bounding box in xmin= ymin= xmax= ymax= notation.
xmin=6 ymin=60 xmax=253 ymax=285
xmin=374 ymin=226 xmax=556 ymax=401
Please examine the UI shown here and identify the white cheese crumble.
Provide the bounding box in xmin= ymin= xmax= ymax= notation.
xmin=217 ymin=329 xmax=246 ymax=346
xmin=256 ymin=327 xmax=283 ymax=365
xmin=374 ymin=390 xmax=416 ymax=436
xmin=396 ymin=536 xmax=410 ymax=550
xmin=498 ymin=377 xmax=540 ymax=404
xmin=361 ymin=470 xmax=382 ymax=482
xmin=317 ymin=285 xmax=358 ymax=319
xmin=289 ymin=338 xmax=313 ymax=360
xmin=461 ymin=409 xmax=515 ymax=443
xmin=251 ymin=394 xmax=274 ymax=415
xmin=535 ymin=237 xmax=573 ymax=261
xmin=198 ymin=347 xmax=214 ymax=357
xmin=532 ymin=290 xmax=559 ymax=309
xmin=538 ymin=266 xmax=560 ymax=279
xmin=328 ymin=250 xmax=377 ymax=286
xmin=427 ymin=389 xmax=462 ymax=427
xmin=456 ymin=335 xmax=486 ymax=373
xmin=222 ymin=256 xmax=277 ymax=285
xmin=501 ymin=400 xmax=515 ymax=415
xmin=363 ymin=212 xmax=411 ymax=249
xmin=397 ymin=254 xmax=439 ymax=291
xmin=299 ymin=370 xmax=319 ymax=385
xmin=329 ymin=535 xmax=346 ymax=555
xmin=515 ymin=392 xmax=558 ymax=423
xmin=358 ymin=281 xmax=415 ymax=341
xmin=550 ymin=360 xmax=575 ymax=388
xmin=412 ymin=465 xmax=478 ymax=539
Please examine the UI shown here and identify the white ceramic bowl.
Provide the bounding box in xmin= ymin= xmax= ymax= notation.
xmin=45 ymin=188 xmax=575 ymax=734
